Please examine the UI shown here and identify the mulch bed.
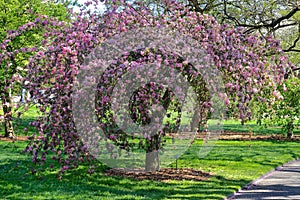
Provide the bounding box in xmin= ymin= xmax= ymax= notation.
xmin=104 ymin=167 xmax=213 ymax=182
xmin=216 ymin=131 xmax=300 ymax=141
xmin=167 ymin=131 xmax=300 ymax=141
xmin=1 ymin=132 xmax=300 ymax=142
xmin=0 ymin=135 xmax=29 ymax=142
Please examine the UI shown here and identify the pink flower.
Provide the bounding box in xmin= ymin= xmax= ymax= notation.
xmin=109 ymin=135 xmax=116 ymax=140
xmin=225 ymin=97 xmax=230 ymax=105
xmin=252 ymin=88 xmax=258 ymax=94
xmin=283 ymin=84 xmax=287 ymax=92
xmin=273 ymin=90 xmax=283 ymax=100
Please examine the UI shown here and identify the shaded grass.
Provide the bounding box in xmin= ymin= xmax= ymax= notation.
xmin=1 ymin=140 xmax=300 ymax=199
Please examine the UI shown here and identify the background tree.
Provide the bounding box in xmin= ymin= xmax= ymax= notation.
xmin=0 ymin=0 xmax=68 ymax=138
xmin=257 ymin=76 xmax=300 ymax=139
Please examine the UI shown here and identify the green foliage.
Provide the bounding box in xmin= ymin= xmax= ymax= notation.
xmin=0 ymin=0 xmax=68 ymax=95
xmin=0 ymin=105 xmax=41 ymax=136
xmin=276 ymin=77 xmax=300 ymax=134
xmin=258 ymin=77 xmax=300 ymax=137
xmin=0 ymin=0 xmax=68 ymax=39
xmin=0 ymin=0 xmax=68 ymax=137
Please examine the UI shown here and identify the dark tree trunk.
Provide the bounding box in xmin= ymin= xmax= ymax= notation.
xmin=2 ymin=91 xmax=14 ymax=138
xmin=241 ymin=119 xmax=245 ymax=126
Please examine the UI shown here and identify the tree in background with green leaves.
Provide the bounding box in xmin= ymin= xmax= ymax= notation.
xmin=257 ymin=76 xmax=300 ymax=139
xmin=0 ymin=0 xmax=68 ymax=138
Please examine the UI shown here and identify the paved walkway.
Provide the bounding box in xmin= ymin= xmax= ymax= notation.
xmin=227 ymin=159 xmax=300 ymax=200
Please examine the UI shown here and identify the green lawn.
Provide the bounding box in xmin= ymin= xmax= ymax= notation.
xmin=0 ymin=105 xmax=41 ymax=136
xmin=1 ymin=139 xmax=300 ymax=199
xmin=221 ymin=119 xmax=300 ymax=135
xmin=1 ymin=105 xmax=300 ymax=199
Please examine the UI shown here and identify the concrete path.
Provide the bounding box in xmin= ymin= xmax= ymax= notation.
xmin=227 ymin=159 xmax=300 ymax=199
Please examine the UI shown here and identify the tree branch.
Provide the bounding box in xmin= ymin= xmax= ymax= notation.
xmin=188 ymin=0 xmax=202 ymax=13
xmin=239 ymin=6 xmax=300 ymax=31
xmin=283 ymin=49 xmax=300 ymax=52
xmin=283 ymin=23 xmax=300 ymax=52
xmin=273 ymin=22 xmax=298 ymax=31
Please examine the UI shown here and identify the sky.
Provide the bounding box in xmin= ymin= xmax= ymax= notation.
xmin=72 ymin=0 xmax=106 ymax=13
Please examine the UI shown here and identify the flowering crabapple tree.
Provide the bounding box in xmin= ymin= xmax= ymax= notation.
xmin=23 ymin=0 xmax=290 ymax=175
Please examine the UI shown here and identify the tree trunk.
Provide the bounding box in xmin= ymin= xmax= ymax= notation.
xmin=145 ymin=150 xmax=160 ymax=171
xmin=287 ymin=130 xmax=293 ymax=140
xmin=241 ymin=119 xmax=245 ymax=126
xmin=287 ymin=121 xmax=294 ymax=140
xmin=2 ymin=91 xmax=14 ymax=138
xmin=190 ymin=107 xmax=198 ymax=132
xmin=145 ymin=133 xmax=160 ymax=171
xmin=143 ymin=89 xmax=171 ymax=172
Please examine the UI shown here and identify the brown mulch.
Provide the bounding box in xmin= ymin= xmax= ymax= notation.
xmin=167 ymin=131 xmax=300 ymax=141
xmin=1 ymin=131 xmax=300 ymax=142
xmin=0 ymin=135 xmax=29 ymax=142
xmin=215 ymin=131 xmax=300 ymax=141
xmin=104 ymin=168 xmax=213 ymax=182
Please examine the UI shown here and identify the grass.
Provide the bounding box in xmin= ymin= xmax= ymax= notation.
xmin=1 ymin=139 xmax=300 ymax=199
xmin=7 ymin=117 xmax=299 ymax=137
xmin=1 ymin=106 xmax=300 ymax=199
xmin=221 ymin=119 xmax=300 ymax=135
xmin=0 ymin=105 xmax=41 ymax=136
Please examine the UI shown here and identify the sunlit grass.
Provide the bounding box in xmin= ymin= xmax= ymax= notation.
xmin=221 ymin=119 xmax=300 ymax=135
xmin=0 ymin=104 xmax=41 ymax=136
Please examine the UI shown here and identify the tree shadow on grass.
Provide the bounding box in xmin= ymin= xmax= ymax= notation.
xmin=0 ymin=158 xmax=248 ymax=200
